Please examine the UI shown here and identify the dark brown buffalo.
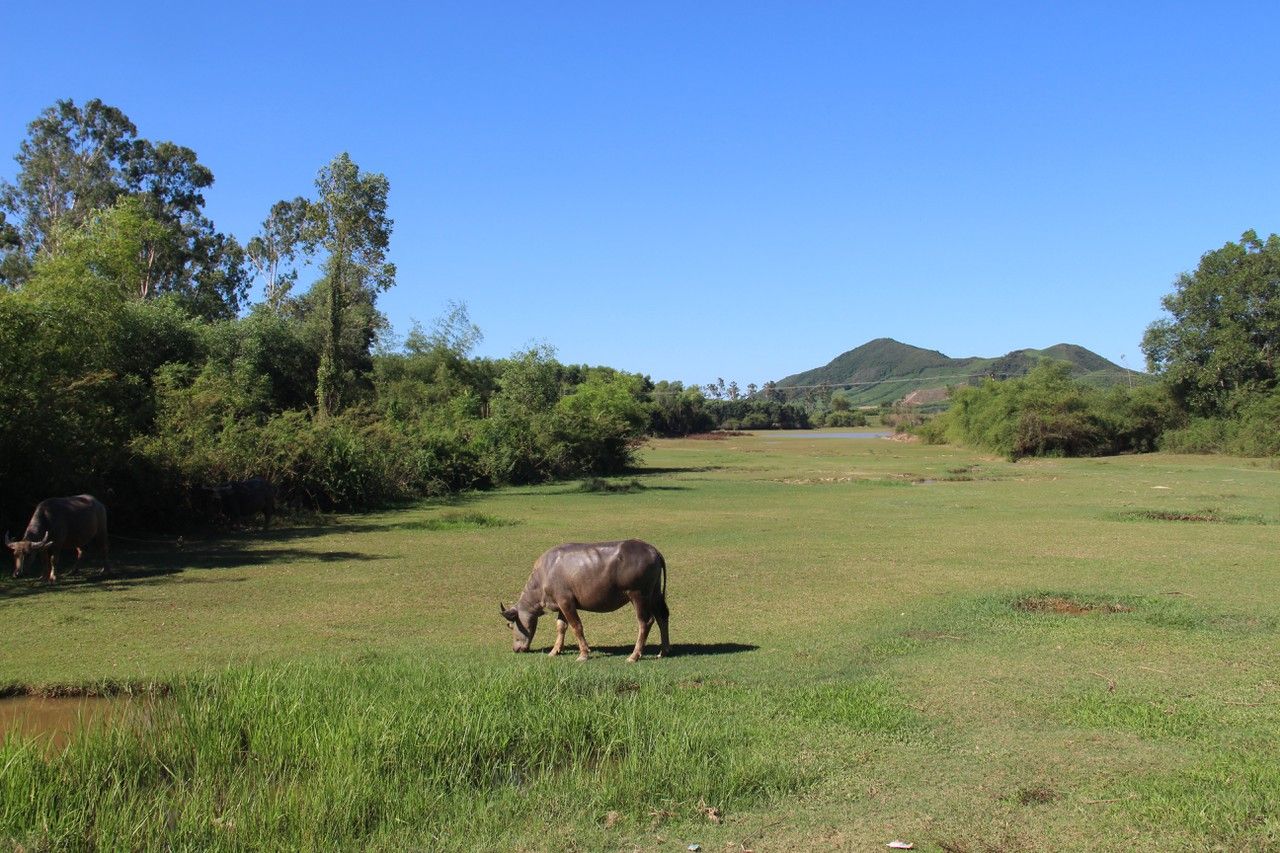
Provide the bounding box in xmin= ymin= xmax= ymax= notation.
xmin=205 ymin=477 xmax=275 ymax=529
xmin=5 ymin=494 xmax=110 ymax=583
xmin=501 ymin=539 xmax=670 ymax=662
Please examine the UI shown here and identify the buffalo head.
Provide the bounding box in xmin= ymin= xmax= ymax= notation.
xmin=500 ymin=602 xmax=539 ymax=652
xmin=5 ymin=531 xmax=53 ymax=578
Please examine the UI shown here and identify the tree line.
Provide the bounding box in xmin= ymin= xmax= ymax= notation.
xmin=2 ymin=98 xmax=1274 ymax=532
xmin=0 ymin=102 xmax=645 ymax=531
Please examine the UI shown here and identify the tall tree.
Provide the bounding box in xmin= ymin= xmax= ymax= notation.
xmin=1142 ymin=230 xmax=1280 ymax=416
xmin=1 ymin=98 xmax=248 ymax=317
xmin=294 ymin=153 xmax=395 ymax=416
xmin=246 ymin=199 xmax=307 ymax=312
xmin=0 ymin=99 xmax=137 ymax=277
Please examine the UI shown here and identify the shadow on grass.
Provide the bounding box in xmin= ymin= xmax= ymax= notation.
xmin=0 ymin=523 xmax=393 ymax=600
xmin=558 ymin=642 xmax=759 ymax=658
xmin=1 ymin=488 xmax=519 ymax=601
xmin=627 ymin=465 xmax=724 ymax=476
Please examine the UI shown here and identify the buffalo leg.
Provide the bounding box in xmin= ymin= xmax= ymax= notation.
xmin=653 ymin=593 xmax=671 ymax=657
xmin=548 ymin=615 xmax=568 ymax=656
xmin=627 ymin=592 xmax=653 ymax=663
xmin=561 ymin=605 xmax=590 ymax=661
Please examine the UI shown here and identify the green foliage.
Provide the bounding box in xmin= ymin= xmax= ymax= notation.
xmin=0 ymin=258 xmax=204 ymax=530
xmin=649 ymin=380 xmax=715 ymax=436
xmin=1143 ymin=230 xmax=1280 ymax=417
xmin=289 ymin=153 xmax=396 ymax=416
xmin=923 ymin=361 xmax=1180 ymax=459
xmin=0 ymin=98 xmax=248 ymax=317
xmin=1227 ymin=388 xmax=1280 ymax=456
xmin=548 ymin=375 xmax=650 ymax=475
xmin=1159 ymin=388 xmax=1280 ymax=456
xmin=706 ymin=398 xmax=810 ymax=431
xmin=821 ymin=409 xmax=869 ymax=428
xmin=470 ymin=350 xmax=650 ymax=484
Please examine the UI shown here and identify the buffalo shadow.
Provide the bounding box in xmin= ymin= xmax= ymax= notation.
xmin=550 ymin=642 xmax=758 ymax=658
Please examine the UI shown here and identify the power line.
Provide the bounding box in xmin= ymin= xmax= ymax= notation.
xmin=647 ymin=368 xmax=1144 ymax=399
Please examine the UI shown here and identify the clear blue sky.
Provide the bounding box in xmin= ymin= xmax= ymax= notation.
xmin=3 ymin=2 xmax=1277 ymax=387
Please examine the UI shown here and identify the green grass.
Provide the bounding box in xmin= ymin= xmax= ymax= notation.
xmin=1 ymin=435 xmax=1278 ymax=850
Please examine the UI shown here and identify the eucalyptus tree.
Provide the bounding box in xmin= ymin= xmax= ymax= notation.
xmin=246 ymin=199 xmax=307 ymax=312
xmin=0 ymin=99 xmax=137 ymax=279
xmin=290 ymin=153 xmax=396 ymax=416
xmin=0 ymin=98 xmax=248 ymax=317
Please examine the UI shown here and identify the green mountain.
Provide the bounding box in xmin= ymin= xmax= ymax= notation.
xmin=773 ymin=338 xmax=1136 ymax=407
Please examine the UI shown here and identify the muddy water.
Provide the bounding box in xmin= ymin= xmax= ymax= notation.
xmin=0 ymin=695 xmax=129 ymax=751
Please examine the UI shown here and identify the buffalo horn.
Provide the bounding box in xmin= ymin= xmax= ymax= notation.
xmin=3 ymin=531 xmax=11 ymax=546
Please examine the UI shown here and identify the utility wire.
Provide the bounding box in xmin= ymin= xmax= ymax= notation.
xmin=649 ymin=368 xmax=1142 ymax=398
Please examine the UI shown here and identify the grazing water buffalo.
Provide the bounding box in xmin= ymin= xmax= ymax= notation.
xmin=5 ymin=494 xmax=110 ymax=583
xmin=501 ymin=539 xmax=670 ymax=662
xmin=204 ymin=477 xmax=275 ymax=529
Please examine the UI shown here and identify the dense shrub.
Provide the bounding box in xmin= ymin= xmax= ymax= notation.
xmin=1227 ymin=390 xmax=1280 ymax=456
xmin=822 ymin=410 xmax=870 ymax=428
xmin=1158 ymin=390 xmax=1280 ymax=456
xmin=0 ymin=280 xmax=202 ymax=532
xmin=649 ymin=381 xmax=715 ymax=436
xmin=922 ymin=362 xmax=1185 ymax=460
xmin=705 ymin=399 xmax=810 ymax=430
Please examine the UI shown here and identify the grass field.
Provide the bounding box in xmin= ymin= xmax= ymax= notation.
xmin=2 ymin=434 xmax=1278 ymax=850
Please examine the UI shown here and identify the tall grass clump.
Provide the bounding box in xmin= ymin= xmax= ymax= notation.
xmin=0 ymin=659 xmax=803 ymax=850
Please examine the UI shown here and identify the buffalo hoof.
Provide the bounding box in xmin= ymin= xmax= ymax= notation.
xmin=626 ymin=654 xmax=640 ymax=663
xmin=576 ymin=653 xmax=589 ymax=662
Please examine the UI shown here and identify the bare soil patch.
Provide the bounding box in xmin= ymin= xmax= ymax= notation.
xmin=1014 ymin=596 xmax=1133 ymax=616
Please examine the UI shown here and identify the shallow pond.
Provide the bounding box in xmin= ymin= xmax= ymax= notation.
xmin=0 ymin=695 xmax=131 ymax=751
xmin=766 ymin=430 xmax=891 ymax=439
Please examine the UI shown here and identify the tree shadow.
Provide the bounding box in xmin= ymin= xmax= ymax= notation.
xmin=0 ymin=532 xmax=389 ymax=600
xmin=627 ymin=465 xmax=724 ymax=476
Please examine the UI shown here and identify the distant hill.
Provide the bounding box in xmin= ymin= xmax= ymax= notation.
xmin=773 ymin=338 xmax=1138 ymax=407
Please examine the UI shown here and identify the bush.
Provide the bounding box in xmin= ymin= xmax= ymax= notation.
xmin=823 ymin=410 xmax=869 ymax=428
xmin=1226 ymin=390 xmax=1280 ymax=456
xmin=923 ymin=362 xmax=1184 ymax=459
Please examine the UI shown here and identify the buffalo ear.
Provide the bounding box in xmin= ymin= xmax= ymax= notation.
xmin=3 ymin=531 xmax=12 ymax=548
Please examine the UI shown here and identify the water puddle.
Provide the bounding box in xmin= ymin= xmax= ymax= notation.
xmin=0 ymin=694 xmax=133 ymax=751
